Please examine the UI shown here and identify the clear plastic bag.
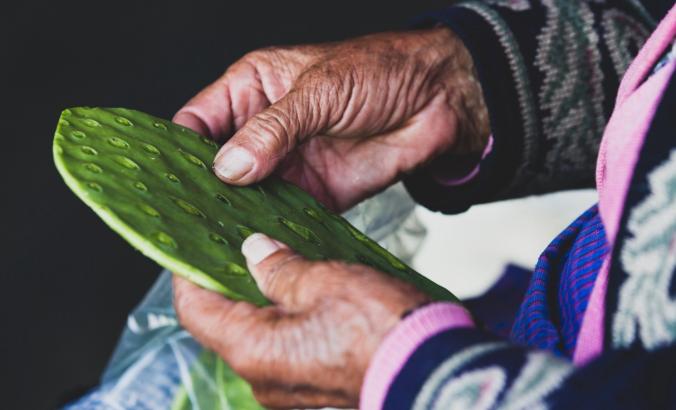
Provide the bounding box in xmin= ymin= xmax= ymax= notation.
xmin=66 ymin=183 xmax=425 ymax=409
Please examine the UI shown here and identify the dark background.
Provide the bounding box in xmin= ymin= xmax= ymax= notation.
xmin=2 ymin=1 xmax=447 ymax=408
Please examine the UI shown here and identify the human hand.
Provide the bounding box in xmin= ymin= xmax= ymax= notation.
xmin=173 ymin=233 xmax=431 ymax=409
xmin=174 ymin=28 xmax=488 ymax=212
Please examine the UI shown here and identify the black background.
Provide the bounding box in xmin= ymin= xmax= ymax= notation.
xmin=3 ymin=1 xmax=447 ymax=408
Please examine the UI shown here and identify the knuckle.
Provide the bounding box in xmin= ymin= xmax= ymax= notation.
xmin=317 ymin=260 xmax=351 ymax=277
xmin=252 ymin=46 xmax=279 ymax=58
xmin=246 ymin=108 xmax=296 ymax=158
xmin=297 ymin=61 xmax=353 ymax=127
xmin=263 ymin=254 xmax=302 ymax=288
xmin=303 ymin=261 xmax=355 ymax=294
xmin=225 ymin=49 xmax=275 ymax=82
xmin=241 ymin=47 xmax=281 ymax=69
xmin=259 ymin=269 xmax=282 ymax=295
xmin=241 ymin=49 xmax=267 ymax=63
xmin=300 ymin=63 xmax=341 ymax=97
xmin=259 ymin=250 xmax=298 ymax=273
xmin=262 ymin=107 xmax=296 ymax=149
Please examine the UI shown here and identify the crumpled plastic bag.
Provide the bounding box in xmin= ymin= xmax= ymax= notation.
xmin=66 ymin=183 xmax=426 ymax=409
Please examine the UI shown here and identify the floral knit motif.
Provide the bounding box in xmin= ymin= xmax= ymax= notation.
xmin=614 ymin=149 xmax=676 ymax=349
xmin=411 ymin=343 xmax=509 ymax=410
xmin=412 ymin=345 xmax=572 ymax=410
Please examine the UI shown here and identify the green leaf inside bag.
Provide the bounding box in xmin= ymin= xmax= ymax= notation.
xmin=171 ymin=351 xmax=264 ymax=410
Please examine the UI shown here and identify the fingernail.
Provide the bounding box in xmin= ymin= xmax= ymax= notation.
xmin=242 ymin=233 xmax=282 ymax=265
xmin=213 ymin=147 xmax=254 ymax=181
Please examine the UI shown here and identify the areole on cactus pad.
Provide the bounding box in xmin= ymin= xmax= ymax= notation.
xmin=53 ymin=107 xmax=458 ymax=305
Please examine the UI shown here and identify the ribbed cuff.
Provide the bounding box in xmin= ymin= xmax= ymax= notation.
xmin=433 ymin=135 xmax=494 ymax=186
xmin=359 ymin=302 xmax=474 ymax=410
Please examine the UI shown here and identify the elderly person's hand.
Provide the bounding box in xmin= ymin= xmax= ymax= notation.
xmin=173 ymin=233 xmax=430 ymax=409
xmin=174 ymin=28 xmax=488 ymax=212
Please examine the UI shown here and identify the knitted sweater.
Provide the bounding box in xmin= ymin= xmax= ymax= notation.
xmin=361 ymin=2 xmax=676 ymax=409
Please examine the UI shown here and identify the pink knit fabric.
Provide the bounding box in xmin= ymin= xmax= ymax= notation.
xmin=574 ymin=5 xmax=676 ymax=366
xmin=359 ymin=302 xmax=474 ymax=410
xmin=596 ymin=64 xmax=676 ymax=246
xmin=573 ymin=257 xmax=610 ymax=365
xmin=433 ymin=135 xmax=494 ymax=186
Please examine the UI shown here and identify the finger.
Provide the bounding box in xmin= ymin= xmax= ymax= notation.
xmin=242 ymin=233 xmax=316 ymax=308
xmin=172 ymin=274 xmax=259 ymax=351
xmin=173 ymin=77 xmax=234 ymax=139
xmin=251 ymin=384 xmax=354 ymax=410
xmin=173 ymin=274 xmax=310 ymax=378
xmin=173 ymin=57 xmax=284 ymax=142
xmin=212 ymin=84 xmax=332 ymax=185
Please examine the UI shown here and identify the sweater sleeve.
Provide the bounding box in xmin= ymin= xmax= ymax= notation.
xmin=366 ymin=23 xmax=676 ymax=409
xmin=362 ymin=324 xmax=676 ymax=409
xmin=403 ymin=0 xmax=655 ymax=214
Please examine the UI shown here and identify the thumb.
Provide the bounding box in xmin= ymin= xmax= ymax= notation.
xmin=242 ymin=233 xmax=315 ymax=307
xmin=212 ymin=87 xmax=328 ymax=185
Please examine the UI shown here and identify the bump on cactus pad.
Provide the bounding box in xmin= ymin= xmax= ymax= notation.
xmin=53 ymin=107 xmax=457 ymax=305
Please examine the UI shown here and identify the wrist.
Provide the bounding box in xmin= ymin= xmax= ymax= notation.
xmin=403 ymin=27 xmax=490 ymax=186
xmin=430 ymin=26 xmax=490 ymax=158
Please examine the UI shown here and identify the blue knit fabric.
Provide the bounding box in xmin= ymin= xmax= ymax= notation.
xmin=510 ymin=205 xmax=608 ymax=356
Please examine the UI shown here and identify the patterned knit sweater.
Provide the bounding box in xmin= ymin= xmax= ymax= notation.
xmin=361 ymin=1 xmax=676 ymax=409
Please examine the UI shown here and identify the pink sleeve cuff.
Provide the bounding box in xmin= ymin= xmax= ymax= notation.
xmin=433 ymin=135 xmax=494 ymax=187
xmin=359 ymin=302 xmax=474 ymax=410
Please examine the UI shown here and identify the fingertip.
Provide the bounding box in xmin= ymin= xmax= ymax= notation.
xmin=213 ymin=145 xmax=255 ymax=183
xmin=173 ymin=110 xmax=212 ymax=137
xmin=242 ymin=233 xmax=286 ymax=266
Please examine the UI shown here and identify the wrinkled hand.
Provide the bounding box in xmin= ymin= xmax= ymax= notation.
xmin=174 ymin=28 xmax=488 ymax=212
xmin=173 ymin=233 xmax=430 ymax=409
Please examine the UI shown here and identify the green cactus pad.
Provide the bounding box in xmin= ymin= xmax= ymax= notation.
xmin=53 ymin=107 xmax=457 ymax=305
